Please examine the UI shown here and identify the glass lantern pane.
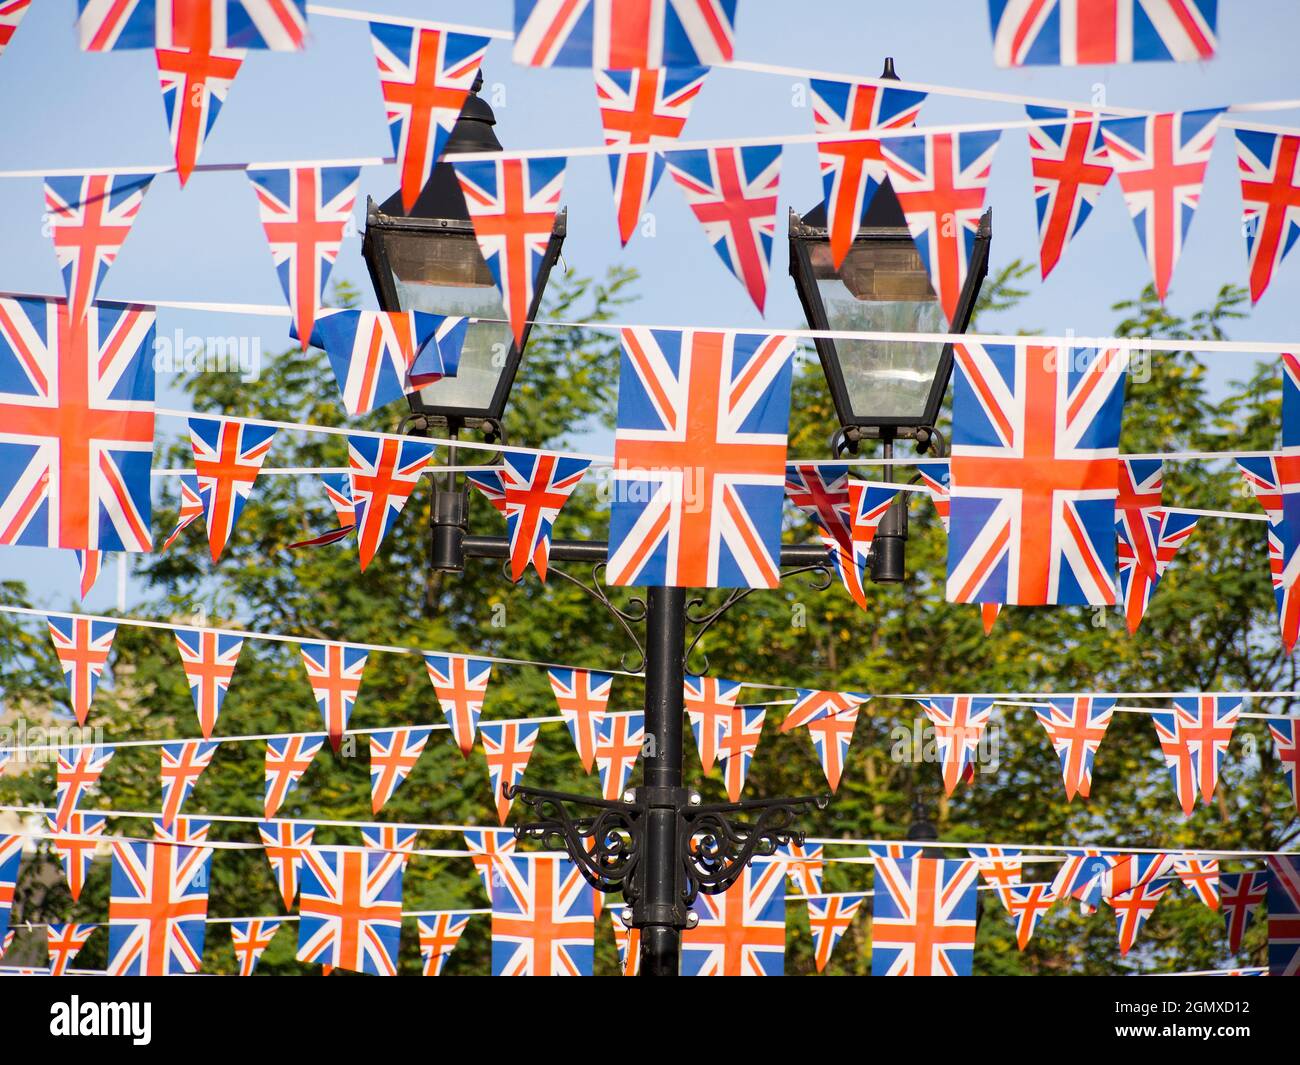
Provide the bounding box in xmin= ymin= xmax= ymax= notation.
xmin=385 ymin=230 xmax=514 ymax=412
xmin=810 ymin=239 xmax=946 ymax=422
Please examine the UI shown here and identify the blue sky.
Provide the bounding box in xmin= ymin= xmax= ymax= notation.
xmin=1 ymin=0 xmax=1297 ymax=610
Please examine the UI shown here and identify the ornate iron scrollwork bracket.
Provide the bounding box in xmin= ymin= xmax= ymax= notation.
xmin=506 ymin=784 xmax=828 ymax=925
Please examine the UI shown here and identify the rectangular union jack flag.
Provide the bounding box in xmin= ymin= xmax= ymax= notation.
xmin=454 ymin=157 xmax=566 ymax=346
xmin=872 ymin=857 xmax=979 ymax=976
xmin=229 ymin=917 xmax=280 ymax=975
xmin=44 ymin=173 xmax=153 ymax=324
xmin=424 ymin=654 xmax=493 ymax=756
xmin=810 ymin=79 xmax=926 ymax=269
xmin=264 ymin=734 xmax=324 ymax=818
xmin=466 ymin=453 xmax=592 ymax=582
xmin=48 ymin=812 xmax=106 ymax=902
xmin=297 ymin=847 xmax=405 ymax=976
xmin=1270 ymin=719 xmax=1300 ymax=812
xmin=0 ymin=296 xmax=156 ymax=552
xmin=880 ymin=131 xmax=1000 ymax=324
xmin=807 ymin=892 xmax=865 ymax=973
xmin=78 ymin=1 xmax=309 ymax=50
xmin=172 ymin=627 xmax=243 ymax=739
xmin=1237 ymin=452 xmax=1300 ymax=653
xmin=608 ymin=327 xmax=795 ymax=588
xmin=348 ymin=434 xmax=435 ymax=572
xmin=54 ymin=745 xmax=115 ymax=830
xmin=245 ymin=165 xmax=359 ymax=350
xmin=258 ymin=820 xmax=315 ymax=909
xmin=369 ymin=22 xmax=490 ymax=213
xmin=1025 ymin=107 xmax=1113 ymax=279
xmin=491 ymin=854 xmax=595 ymax=976
xmin=47 ymin=615 xmax=117 ymax=727
xmin=512 ymin=0 xmax=738 ymax=68
xmin=298 ymin=641 xmax=369 ymax=751
xmin=159 ymin=739 xmax=218 ymax=829
xmin=947 ymin=340 xmax=1128 ymax=605
xmin=785 ymin=462 xmax=852 ymax=542
xmin=155 ymin=15 xmax=245 ymax=185
xmin=547 ymin=667 xmax=613 ymax=773
xmin=1236 ymin=129 xmax=1300 ymax=305
xmin=1152 ymin=695 xmax=1243 ymax=815
xmin=107 ymin=840 xmax=212 ymax=975
xmin=595 ymin=711 xmax=644 ymax=802
xmin=1220 ymin=871 xmax=1268 ymax=952
xmin=987 ymin=0 xmax=1217 ymax=66
xmin=0 ymin=1 xmax=31 ymax=59
xmin=1101 ymin=108 xmax=1222 ymax=302
xmin=480 ymin=721 xmax=540 ymax=824
xmin=1033 ymin=696 xmax=1115 ymax=800
xmin=418 ymin=912 xmax=472 ymax=976
xmin=663 ymin=145 xmax=781 ymax=312
xmin=681 ymin=859 xmax=785 ymax=976
xmin=188 ymin=415 xmax=276 ymax=562
xmin=595 ymin=66 xmax=706 ymax=247
xmin=368 ymin=726 xmax=432 ymax=813
xmin=920 ymin=697 xmax=996 ymax=795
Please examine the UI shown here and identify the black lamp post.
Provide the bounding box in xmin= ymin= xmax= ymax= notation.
xmin=787 ymin=59 xmax=992 ymax=582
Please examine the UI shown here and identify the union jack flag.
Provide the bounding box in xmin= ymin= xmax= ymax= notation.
xmin=54 ymin=745 xmax=114 ymax=830
xmin=297 ymin=847 xmax=405 ymax=976
xmin=47 ymin=812 xmax=106 ymax=902
xmin=159 ymin=739 xmax=218 ymax=829
xmin=417 ymin=912 xmax=472 ymax=976
xmin=1237 ymin=452 xmax=1300 ymax=653
xmin=806 ymin=893 xmax=865 ymax=973
xmin=229 ymin=917 xmax=280 ymax=975
xmin=1117 ymin=509 xmax=1198 ymax=633
xmin=1236 ymin=129 xmax=1300 ymax=304
xmin=1267 ymin=856 xmax=1300 ymax=976
xmin=684 ymin=673 xmax=741 ymax=772
xmin=1108 ymin=876 xmax=1174 ymax=954
xmin=843 ymin=480 xmax=900 ymax=595
xmin=783 ymin=688 xmax=869 ymax=733
xmin=1115 ymin=455 xmax=1164 ymax=568
xmin=188 ymin=415 xmax=276 ymax=561
xmin=1174 ymin=856 xmax=1219 ymax=909
xmin=0 ymin=1 xmax=30 ymax=59
xmin=547 ymin=667 xmax=613 ymax=773
xmin=872 ymin=857 xmax=979 ymax=976
xmin=107 ymin=840 xmax=212 ymax=975
xmin=810 ymin=79 xmax=926 ymax=268
xmin=173 ymin=627 xmax=243 ymax=739
xmin=969 ymin=846 xmax=1023 ymax=888
xmin=777 ymin=840 xmax=825 ymax=897
xmin=916 ymin=463 xmax=1003 ymax=633
xmin=304 ymin=310 xmax=465 ymax=416
xmin=162 ymin=473 xmax=205 ymax=549
xmin=987 ymin=0 xmax=1217 ymax=66
xmin=258 ymin=820 xmax=315 ymax=909
xmin=512 ymin=0 xmax=737 ymax=68
xmin=263 ymin=734 xmax=324 ymax=818
xmin=424 ymin=654 xmax=493 ymax=756
xmin=682 ymin=859 xmax=785 ymax=976
xmin=454 ymin=157 xmax=566 ymax=346
xmin=492 ymin=854 xmax=594 ymax=976
xmin=820 ymin=521 xmax=870 ymax=609
xmin=880 ymin=131 xmax=1000 ymax=324
xmin=47 ymin=616 xmax=117 ymax=726
xmin=920 ymin=697 xmax=995 ymax=794
xmin=595 ymin=711 xmax=644 ymax=802
xmin=369 ymin=22 xmax=489 ymax=214
xmin=480 ymin=721 xmax=540 ymax=824
xmin=348 ymin=434 xmax=436 ymax=572
xmin=46 ymin=922 xmax=96 ymax=976
xmin=154 ymin=16 xmax=245 ymax=185
xmin=155 ymin=815 xmax=210 ymax=844
xmin=44 ymin=173 xmax=153 ymax=324
xmin=407 ymin=313 xmax=469 ymax=390
xmin=717 ymin=705 xmax=765 ymax=802
xmin=805 ymin=702 xmax=860 ymax=793
xmin=463 ymin=828 xmax=516 ymax=899
xmin=1152 ymin=695 xmax=1242 ymax=815
xmin=298 ymin=641 xmax=369 ymax=751
xmin=1219 ymin=871 xmax=1268 ymax=952
xmin=608 ymin=328 xmax=795 ymax=588
xmin=996 ymin=882 xmax=1057 ymax=949
xmin=610 ymin=907 xmax=640 ymax=975
xmin=288 ymin=472 xmax=356 ymax=549
xmin=663 ymin=146 xmax=781 ymax=312
xmin=1271 ymin=719 xmax=1300 ymax=812
xmin=246 ymin=165 xmax=358 ymax=349
xmin=1025 ymin=107 xmax=1113 ymax=279
xmin=1050 ymin=848 xmax=1117 ymax=911
xmin=785 ymin=462 xmax=852 ymax=543
xmin=361 ymin=825 xmax=420 ymax=865
xmin=74 ymin=549 xmax=104 ymax=600
xmin=595 ymin=66 xmax=706 ymax=247
xmin=78 ymin=1 xmax=309 ymax=50
xmin=1101 ymin=108 xmax=1223 ymax=301
xmin=466 ymin=454 xmax=592 ymax=582
xmin=368 ymin=727 xmax=432 ymax=813
xmin=1033 ymin=696 xmax=1115 ymax=800
xmin=947 ymin=340 xmax=1128 ymax=605
xmin=0 ymin=296 xmax=156 ymax=551
xmin=0 ymin=835 xmax=20 ymax=945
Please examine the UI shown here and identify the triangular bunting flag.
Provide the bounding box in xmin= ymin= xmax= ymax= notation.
xmin=0 ymin=1 xmax=31 ymax=61
xmin=188 ymin=416 xmax=277 ymax=561
xmin=807 ymin=893 xmax=865 ymax=973
xmin=1033 ymin=696 xmax=1115 ymax=801
xmin=1236 ymin=129 xmax=1300 ymax=304
xmin=920 ymin=697 xmax=995 ymax=795
xmin=424 ymin=654 xmax=492 ymax=756
xmin=805 ymin=703 xmax=860 ymax=793
xmin=969 ymin=846 xmax=1023 ymax=888
xmin=547 ymin=667 xmax=613 ymax=773
xmin=154 ymin=816 xmax=211 ymax=844
xmin=996 ymin=883 xmax=1056 ymax=949
xmin=258 ymin=820 xmax=316 ymax=910
xmin=159 ymin=739 xmax=218 ymax=829
xmin=594 ymin=711 xmax=644 ymax=802
xmin=480 ymin=721 xmax=540 ymax=824
xmin=417 ymin=912 xmax=472 ymax=976
xmin=783 ymin=688 xmax=869 ymax=733
xmin=348 ymin=434 xmax=436 ymax=571
xmin=46 ymin=922 xmax=96 ymax=976
xmin=1237 ymin=452 xmax=1300 ymax=653
xmin=74 ymin=550 xmax=104 ymax=600
xmin=263 ymin=735 xmax=324 ymax=818
xmin=684 ymin=673 xmax=741 ymax=773
xmin=1152 ymin=695 xmax=1242 ymax=815
xmin=287 ymin=473 xmax=356 ymax=549
xmin=173 ymin=628 xmax=244 ymax=739
xmin=47 ymin=812 xmax=105 ymax=901
xmin=368 ymin=726 xmax=433 ymax=813
xmin=463 ymin=828 xmax=516 ymax=899
xmin=1270 ymin=719 xmax=1300 ymax=812
xmin=155 ymin=20 xmax=245 ymax=186
xmin=54 ymin=745 xmax=114 ymax=830
xmin=1024 ymin=107 xmax=1113 ymax=279
xmin=777 ymin=841 xmax=825 ymax=896
xmin=230 ymin=918 xmax=281 ymax=976
xmin=1174 ymin=856 xmax=1220 ymax=909
xmin=1108 ymin=877 xmax=1175 ymax=954
xmin=1117 ymin=509 xmax=1198 ymax=633
xmin=1219 ymin=872 xmax=1268 ymax=952
xmin=361 ymin=825 xmax=420 ymax=865
xmin=162 ymin=473 xmax=205 ymax=550
xmin=298 ymin=641 xmax=368 ymax=752
xmin=718 ymin=705 xmax=765 ymax=802
xmin=47 ymin=616 xmax=116 ymax=726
